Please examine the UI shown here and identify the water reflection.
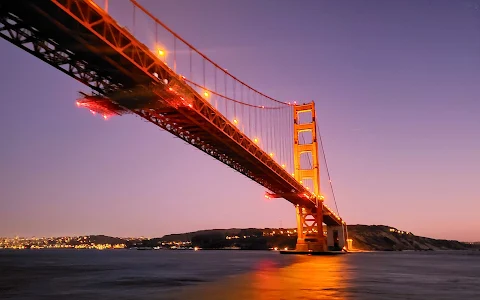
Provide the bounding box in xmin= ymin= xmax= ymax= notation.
xmin=172 ymin=255 xmax=349 ymax=300
xmin=2 ymin=250 xmax=479 ymax=299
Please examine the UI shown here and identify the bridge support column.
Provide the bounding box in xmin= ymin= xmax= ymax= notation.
xmin=295 ymin=204 xmax=328 ymax=252
xmin=292 ymin=101 xmax=329 ymax=252
xmin=326 ymin=225 xmax=347 ymax=251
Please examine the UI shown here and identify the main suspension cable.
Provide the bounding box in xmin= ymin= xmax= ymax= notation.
xmin=316 ymin=122 xmax=340 ymax=216
xmin=185 ymin=79 xmax=288 ymax=110
xmin=130 ymin=0 xmax=290 ymax=106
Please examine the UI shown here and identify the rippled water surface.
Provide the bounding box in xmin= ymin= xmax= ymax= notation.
xmin=1 ymin=250 xmax=479 ymax=299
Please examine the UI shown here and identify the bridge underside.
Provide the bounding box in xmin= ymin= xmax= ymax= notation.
xmin=0 ymin=0 xmax=344 ymax=227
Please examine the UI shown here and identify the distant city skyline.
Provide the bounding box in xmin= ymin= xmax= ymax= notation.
xmin=1 ymin=0 xmax=479 ymax=241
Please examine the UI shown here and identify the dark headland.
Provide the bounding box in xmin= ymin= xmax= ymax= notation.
xmin=141 ymin=225 xmax=476 ymax=251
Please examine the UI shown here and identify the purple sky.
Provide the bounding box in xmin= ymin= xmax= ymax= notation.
xmin=1 ymin=0 xmax=479 ymax=241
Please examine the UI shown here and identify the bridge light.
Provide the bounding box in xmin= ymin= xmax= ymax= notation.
xmin=76 ymin=101 xmax=80 ymax=107
xmin=254 ymin=138 xmax=259 ymax=144
xmin=281 ymin=164 xmax=286 ymax=168
xmin=168 ymin=87 xmax=174 ymax=91
xmin=291 ymin=173 xmax=295 ymax=176
xmin=203 ymin=91 xmax=209 ymax=97
xmin=157 ymin=49 xmax=165 ymax=57
xmin=299 ymin=180 xmax=303 ymax=184
xmin=90 ymin=110 xmax=96 ymax=115
xmin=103 ymin=115 xmax=107 ymax=120
xmin=233 ymin=118 xmax=238 ymax=124
xmin=269 ymin=152 xmax=274 ymax=157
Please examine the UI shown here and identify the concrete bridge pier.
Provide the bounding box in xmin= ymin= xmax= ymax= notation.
xmin=295 ymin=205 xmax=328 ymax=252
xmin=326 ymin=225 xmax=348 ymax=251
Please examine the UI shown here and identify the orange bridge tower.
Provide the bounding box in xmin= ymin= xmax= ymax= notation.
xmin=293 ymin=102 xmax=328 ymax=252
xmin=293 ymin=101 xmax=349 ymax=252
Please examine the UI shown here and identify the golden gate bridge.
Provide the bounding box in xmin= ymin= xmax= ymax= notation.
xmin=0 ymin=0 xmax=349 ymax=252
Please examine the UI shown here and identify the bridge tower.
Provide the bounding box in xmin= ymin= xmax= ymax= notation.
xmin=293 ymin=102 xmax=328 ymax=252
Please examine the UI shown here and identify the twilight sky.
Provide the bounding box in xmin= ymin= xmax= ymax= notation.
xmin=1 ymin=0 xmax=479 ymax=241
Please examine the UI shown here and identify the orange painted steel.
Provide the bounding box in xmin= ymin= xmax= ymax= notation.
xmin=293 ymin=102 xmax=327 ymax=251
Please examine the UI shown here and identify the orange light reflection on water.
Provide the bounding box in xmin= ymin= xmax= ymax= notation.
xmin=250 ymin=256 xmax=348 ymax=300
xmin=174 ymin=255 xmax=349 ymax=300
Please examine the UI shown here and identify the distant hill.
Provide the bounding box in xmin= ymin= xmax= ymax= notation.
xmin=85 ymin=235 xmax=127 ymax=245
xmin=346 ymin=225 xmax=470 ymax=251
xmin=158 ymin=225 xmax=473 ymax=251
xmin=17 ymin=226 xmax=471 ymax=251
xmin=159 ymin=228 xmax=246 ymax=242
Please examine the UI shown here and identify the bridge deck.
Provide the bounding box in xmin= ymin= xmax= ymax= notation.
xmin=0 ymin=0 xmax=343 ymax=226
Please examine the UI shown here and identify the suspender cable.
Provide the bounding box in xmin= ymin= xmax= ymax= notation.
xmin=189 ymin=48 xmax=192 ymax=81
xmin=233 ymin=81 xmax=236 ymax=121
xmin=214 ymin=67 xmax=217 ymax=110
xmin=173 ymin=37 xmax=176 ymax=72
xmin=224 ymin=73 xmax=228 ymax=118
xmin=203 ymin=58 xmax=206 ymax=88
xmin=132 ymin=4 xmax=136 ymax=35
